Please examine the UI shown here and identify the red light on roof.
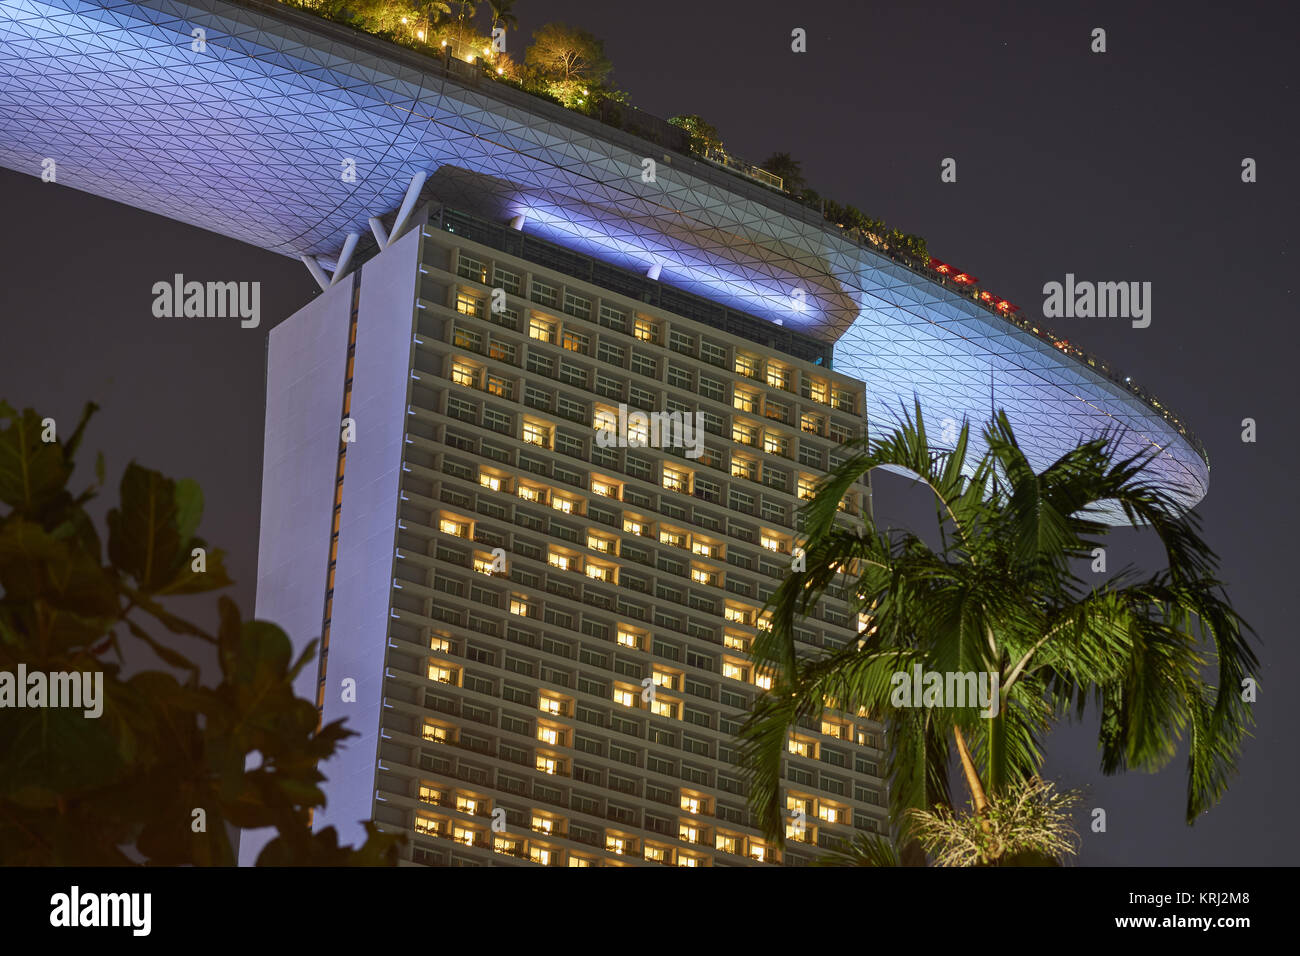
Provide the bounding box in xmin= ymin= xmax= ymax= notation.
xmin=953 ymin=273 xmax=974 ymax=284
xmin=979 ymin=290 xmax=993 ymax=301
xmin=996 ymin=300 xmax=1010 ymax=311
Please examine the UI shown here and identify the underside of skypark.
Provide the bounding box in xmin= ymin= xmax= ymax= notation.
xmin=0 ymin=0 xmax=1209 ymax=512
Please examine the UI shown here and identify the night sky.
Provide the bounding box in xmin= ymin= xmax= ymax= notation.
xmin=1 ymin=0 xmax=1295 ymax=865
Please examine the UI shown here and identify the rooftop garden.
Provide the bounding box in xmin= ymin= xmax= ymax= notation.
xmin=267 ymin=0 xmax=1206 ymax=463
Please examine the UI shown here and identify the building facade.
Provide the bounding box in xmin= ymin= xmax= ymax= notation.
xmin=250 ymin=203 xmax=887 ymax=866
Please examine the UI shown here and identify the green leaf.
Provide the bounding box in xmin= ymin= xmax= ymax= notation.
xmin=0 ymin=402 xmax=74 ymax=517
xmin=174 ymin=478 xmax=203 ymax=544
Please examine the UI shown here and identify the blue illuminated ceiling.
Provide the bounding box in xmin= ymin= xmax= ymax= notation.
xmin=0 ymin=0 xmax=1209 ymax=512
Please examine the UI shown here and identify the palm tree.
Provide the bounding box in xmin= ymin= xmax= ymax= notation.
xmin=488 ymin=0 xmax=519 ymax=33
xmin=759 ymin=152 xmax=805 ymax=195
xmin=739 ymin=402 xmax=1255 ymax=860
xmin=414 ymin=0 xmax=451 ymax=44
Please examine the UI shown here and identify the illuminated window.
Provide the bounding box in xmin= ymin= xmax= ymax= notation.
xmin=832 ymin=387 xmax=854 ymax=412
xmin=591 ymin=478 xmax=619 ymax=498
xmin=473 ymin=555 xmax=500 ymax=576
xmin=690 ymin=567 xmax=717 ymax=586
xmin=418 ymin=785 xmax=444 ymax=807
xmin=537 ymin=726 xmax=559 ymax=746
xmin=617 ymin=630 xmax=641 ymax=649
xmin=662 ymin=467 xmax=689 ymax=493
xmin=691 ymin=539 xmax=719 ymax=558
xmin=754 ymin=672 xmax=773 ymax=690
xmin=715 ymin=833 xmax=738 ymax=854
xmin=522 ymin=422 xmax=550 ymax=447
xmin=430 ymin=635 xmax=452 ymax=653
xmin=531 ymin=815 xmax=554 ymax=834
xmin=486 ymin=375 xmax=511 ymax=398
xmin=568 ymin=856 xmax=593 ymax=867
xmin=806 ymin=379 xmax=828 ymax=404
xmin=606 ymin=836 xmax=627 ymax=855
xmin=529 ymin=846 xmax=553 ymax=866
xmin=788 ymin=737 xmax=814 ymax=758
xmin=644 ymin=845 xmax=668 ymax=862
xmin=427 ymin=663 xmax=456 ymax=684
xmin=651 ymin=698 xmax=678 ymax=719
xmin=479 ymin=473 xmax=502 ymax=492
xmin=551 ymin=495 xmax=575 ymax=514
xmin=801 ymin=413 xmax=824 ymax=435
xmin=750 ymin=843 xmax=768 ymax=862
xmin=680 ymin=795 xmax=701 ymax=814
xmin=535 ymin=755 xmax=559 ymax=775
xmin=821 ymin=719 xmax=849 ymax=739
xmin=734 ymin=353 xmax=760 ymax=378
xmin=509 ymin=597 xmax=531 ymax=617
xmin=723 ymin=633 xmax=749 ymax=652
xmin=819 ymin=805 xmax=844 ymax=824
xmin=562 ymin=330 xmax=589 ymax=353
xmin=422 ymin=721 xmax=450 ymax=743
xmin=517 ymin=485 xmax=543 ymax=503
xmin=529 ymin=317 xmax=555 ymax=343
xmin=724 ymin=606 xmax=753 ymax=625
xmin=678 ymin=855 xmax=702 ymax=868
xmin=756 ymin=613 xmax=773 ymax=633
xmin=733 ymin=388 xmax=759 ymax=413
xmin=493 ymin=835 xmax=519 ymax=855
xmin=456 ymin=795 xmax=479 ymax=815
xmin=633 ymin=318 xmax=657 ymax=343
xmin=797 ymin=477 xmax=818 ymax=500
xmin=439 ymin=517 xmax=470 ymax=538
xmin=760 ymin=532 xmax=784 ymax=552
xmin=659 ymin=528 xmax=686 ymax=548
xmin=766 ymin=363 xmax=791 ymax=390
xmin=655 ymin=671 xmax=686 ymax=691
xmin=623 ymin=518 xmax=646 ymax=536
xmin=585 ymin=564 xmax=612 ymax=582
xmin=452 ymin=327 xmax=481 ymax=351
xmin=764 ymin=432 xmax=789 ymax=456
xmin=613 ymin=687 xmax=635 ymax=708
xmin=678 ymin=823 xmax=700 ymax=844
xmin=732 ymin=422 xmax=759 ymax=447
xmin=451 ymin=360 xmax=477 ymax=387
xmin=539 ymin=695 xmax=563 ymax=716
xmin=414 ymin=815 xmax=441 ymax=836
xmin=731 ymin=456 xmax=757 ymax=480
xmin=456 ymin=292 xmax=483 ymax=316
xmin=858 ymin=613 xmax=874 ymax=634
xmin=785 ymin=823 xmax=811 ymax=843
xmin=548 ymin=551 xmax=574 ymax=572
xmin=838 ymin=494 xmax=855 ymax=513
xmin=587 ymin=533 xmax=616 ymax=554
xmin=722 ymin=661 xmax=748 ymax=682
xmin=593 ymin=407 xmax=618 ymax=433
xmin=627 ymin=416 xmax=649 ymax=446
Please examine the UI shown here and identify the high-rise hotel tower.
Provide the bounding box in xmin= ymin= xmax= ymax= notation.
xmin=256 ymin=203 xmax=886 ymax=866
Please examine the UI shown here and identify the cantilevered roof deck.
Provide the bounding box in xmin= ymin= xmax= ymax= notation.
xmin=0 ymin=0 xmax=1209 ymax=511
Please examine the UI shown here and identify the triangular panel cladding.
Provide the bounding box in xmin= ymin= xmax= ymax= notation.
xmin=0 ymin=0 xmax=1207 ymax=515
